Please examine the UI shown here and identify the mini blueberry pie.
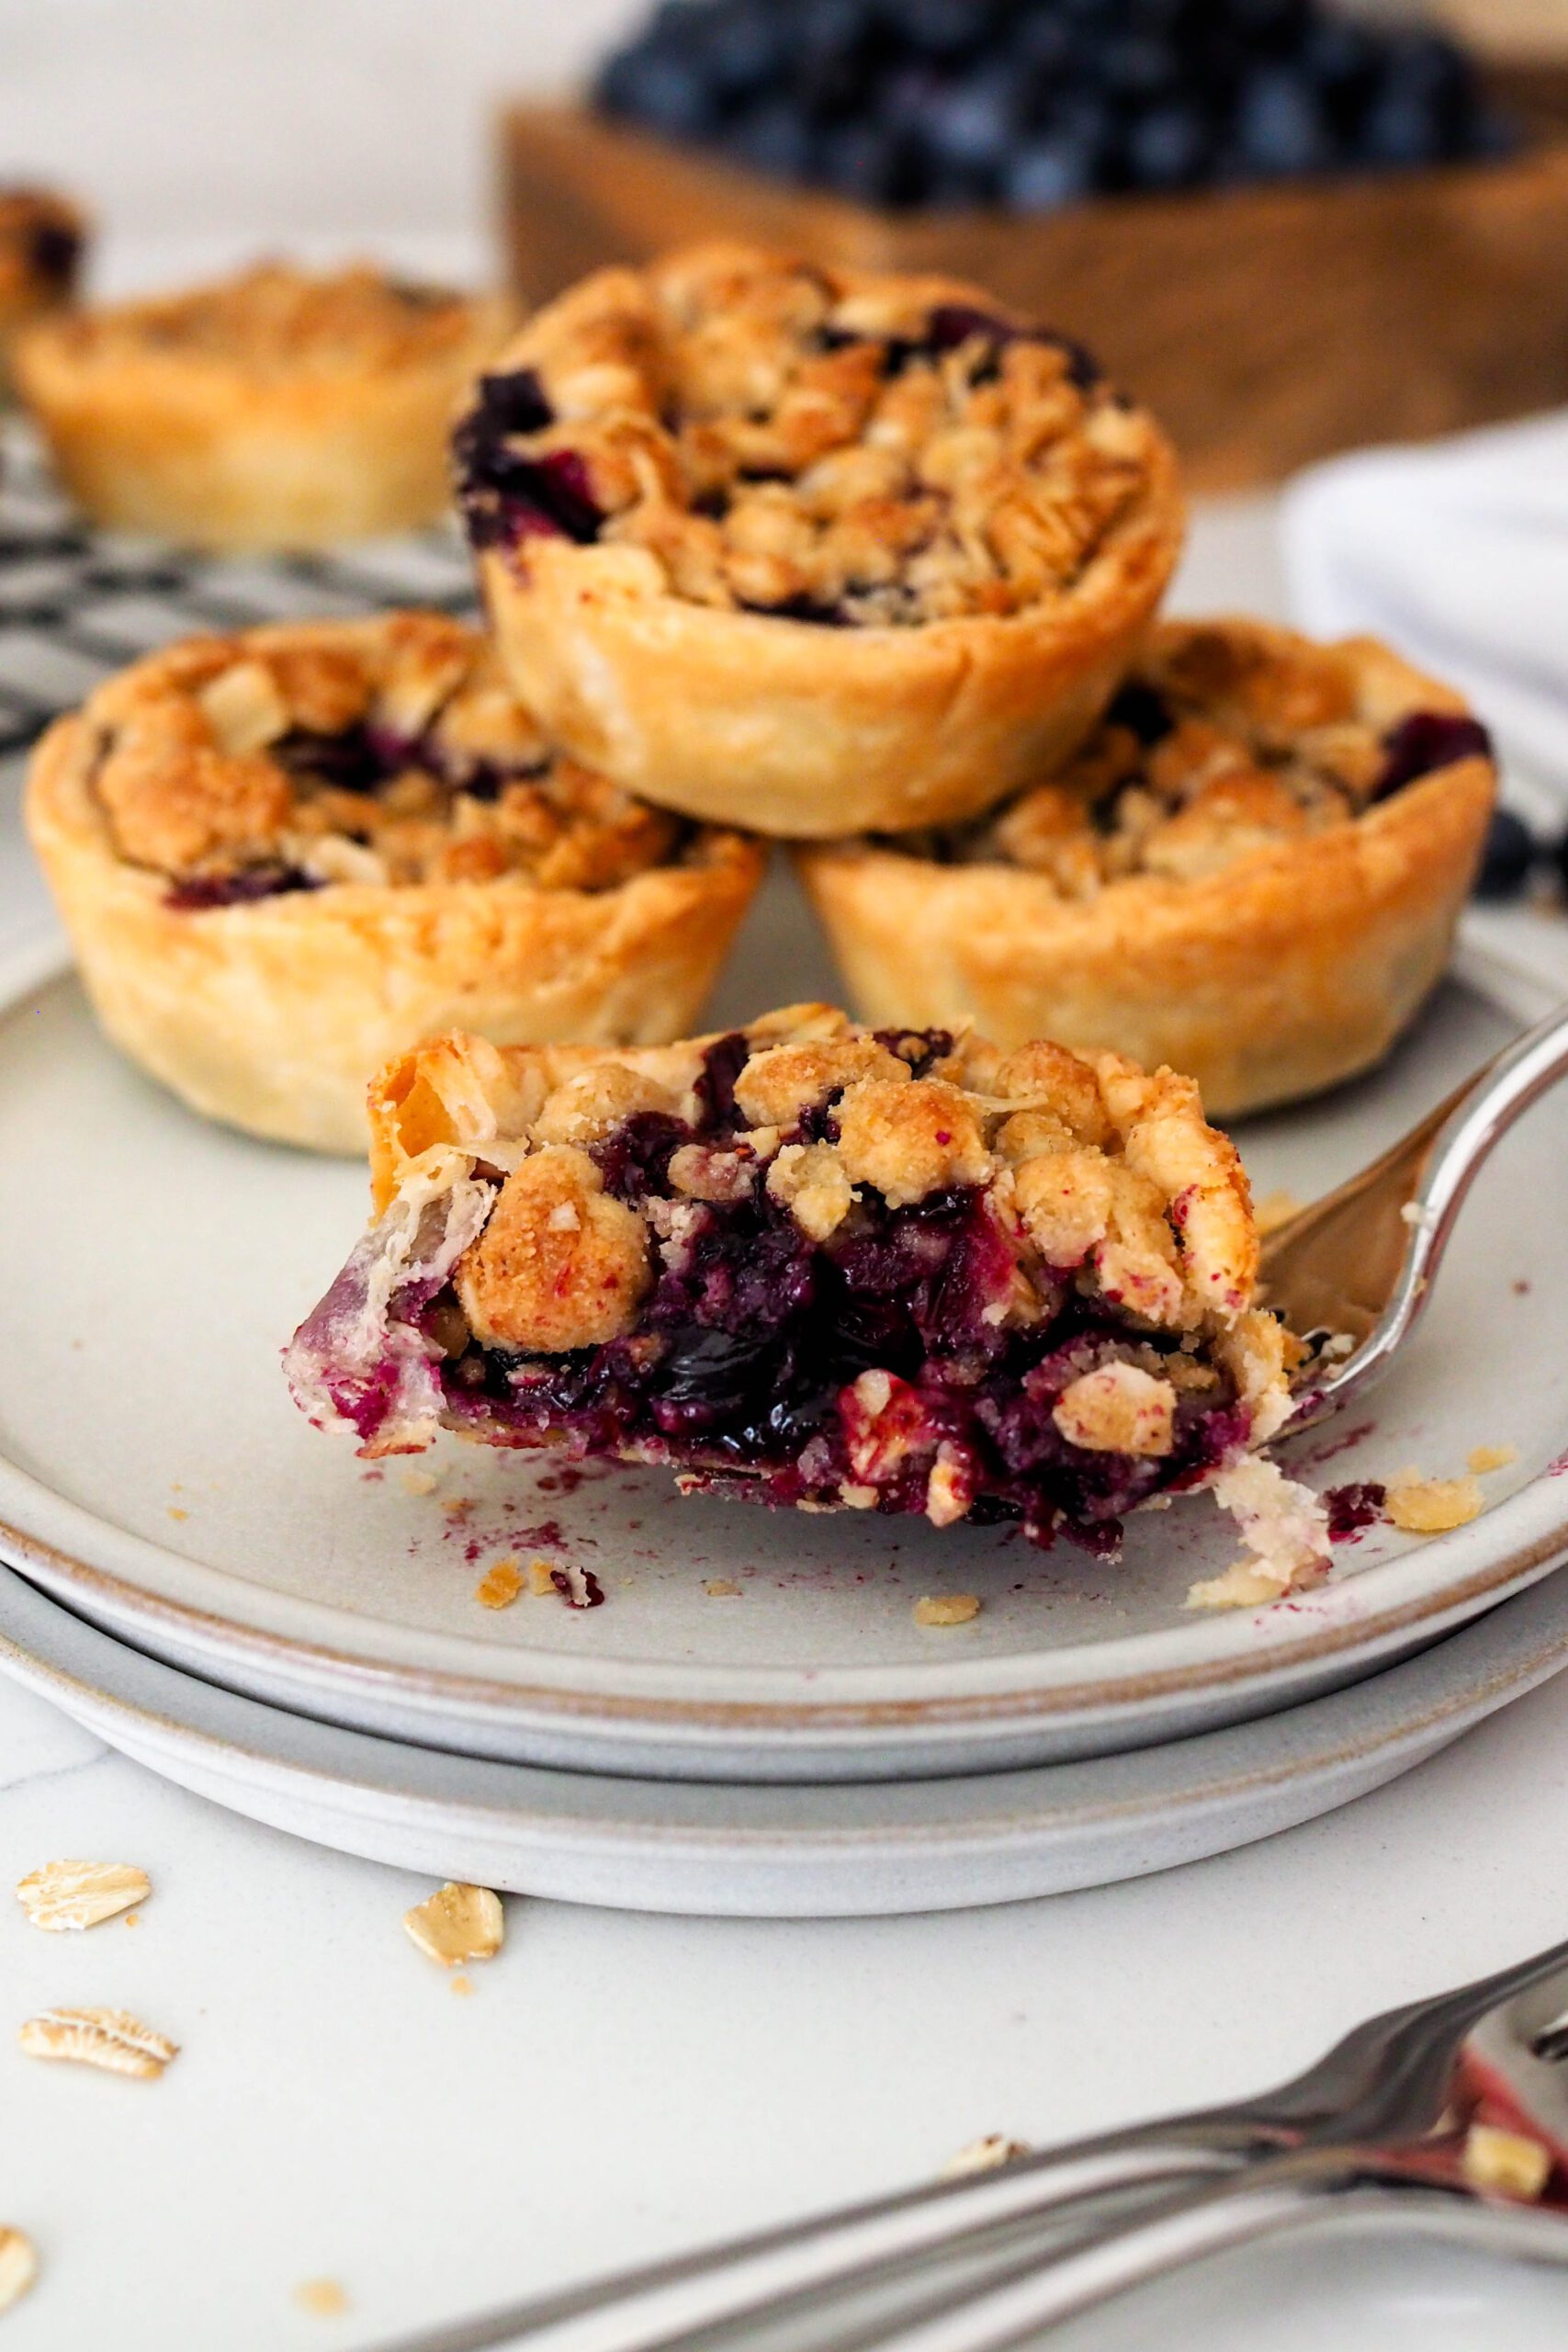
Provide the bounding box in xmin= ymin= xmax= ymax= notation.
xmin=15 ymin=261 xmax=512 ymax=548
xmin=27 ymin=614 xmax=763 ymax=1152
xmin=796 ymin=619 xmax=1495 ymax=1118
xmin=454 ymin=243 xmax=1184 ymax=837
xmin=287 ymin=1005 xmax=1328 ymax=1595
xmin=0 ymin=187 xmax=85 ymax=397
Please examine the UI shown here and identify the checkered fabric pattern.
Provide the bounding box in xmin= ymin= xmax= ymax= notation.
xmin=0 ymin=426 xmax=480 ymax=946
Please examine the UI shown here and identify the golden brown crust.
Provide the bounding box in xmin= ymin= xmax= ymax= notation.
xmin=26 ymin=614 xmax=764 ymax=1154
xmin=465 ymin=243 xmax=1184 ymax=835
xmin=15 ymin=261 xmax=512 ymax=548
xmin=796 ymin=620 xmax=1495 ymax=1117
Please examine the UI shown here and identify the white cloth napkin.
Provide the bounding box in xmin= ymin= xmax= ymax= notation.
xmin=1281 ymin=409 xmax=1568 ymax=1019
xmin=1282 ymin=409 xmax=1568 ymax=823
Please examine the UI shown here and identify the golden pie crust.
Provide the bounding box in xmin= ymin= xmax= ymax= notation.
xmin=797 ymin=619 xmax=1495 ymax=1118
xmin=15 ymin=261 xmax=512 ymax=548
xmin=458 ymin=243 xmax=1184 ymax=836
xmin=0 ymin=188 xmax=85 ymax=397
xmin=27 ymin=612 xmax=763 ymax=1153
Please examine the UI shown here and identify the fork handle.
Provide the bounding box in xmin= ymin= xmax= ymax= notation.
xmin=367 ymin=2133 xmax=1249 ymax=2352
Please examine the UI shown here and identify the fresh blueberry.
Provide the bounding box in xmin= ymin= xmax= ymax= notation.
xmin=701 ymin=2 xmax=790 ymax=103
xmin=816 ymin=119 xmax=925 ymax=205
xmin=1233 ymin=64 xmax=1334 ymax=175
xmin=1124 ymin=98 xmax=1208 ymax=189
xmin=594 ymin=40 xmax=724 ymax=139
xmin=1100 ymin=30 xmax=1179 ymax=106
xmin=1004 ymin=124 xmax=1103 ymax=209
xmin=924 ymin=64 xmax=1021 ymax=180
xmin=1477 ymin=809 xmax=1537 ymax=901
xmin=722 ymin=97 xmax=817 ymax=180
xmin=897 ymin=0 xmax=998 ymax=65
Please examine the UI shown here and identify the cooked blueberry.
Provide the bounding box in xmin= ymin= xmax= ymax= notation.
xmin=1375 ymin=710 xmax=1493 ymax=798
xmin=1475 ymin=809 xmax=1536 ymax=902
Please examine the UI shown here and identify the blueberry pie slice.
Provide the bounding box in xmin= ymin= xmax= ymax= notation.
xmin=16 ymin=261 xmax=511 ymax=548
xmin=454 ymin=243 xmax=1184 ymax=837
xmin=287 ymin=1006 xmax=1328 ymax=1596
xmin=798 ymin=619 xmax=1495 ymax=1116
xmin=27 ymin=614 xmax=762 ymax=1151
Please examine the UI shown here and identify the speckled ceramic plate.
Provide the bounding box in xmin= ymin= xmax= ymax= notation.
xmin=2 ymin=905 xmax=1567 ymax=1783
xmin=4 ymin=1556 xmax=1568 ymax=1914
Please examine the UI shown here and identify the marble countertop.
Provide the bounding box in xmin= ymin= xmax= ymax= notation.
xmin=3 ymin=502 xmax=1567 ymax=2352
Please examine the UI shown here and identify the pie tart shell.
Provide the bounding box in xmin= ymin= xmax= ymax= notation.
xmin=14 ymin=291 xmax=512 ymax=550
xmin=26 ymin=713 xmax=765 ymax=1154
xmin=476 ymin=422 xmax=1184 ymax=839
xmin=795 ymin=628 xmax=1495 ymax=1119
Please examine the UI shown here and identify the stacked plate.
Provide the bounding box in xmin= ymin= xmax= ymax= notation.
xmin=5 ymin=892 xmax=1568 ymax=1916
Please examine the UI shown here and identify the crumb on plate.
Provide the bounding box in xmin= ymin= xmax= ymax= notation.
xmin=914 ymin=1593 xmax=981 ymax=1627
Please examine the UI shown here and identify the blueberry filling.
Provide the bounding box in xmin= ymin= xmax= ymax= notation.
xmin=1374 ymin=710 xmax=1493 ymax=801
xmin=163 ymin=718 xmax=552 ymax=909
xmin=1102 ymin=679 xmax=1174 ymax=746
xmin=26 ymin=220 xmax=79 ymax=287
xmin=164 ymin=864 xmax=324 ymax=911
xmin=453 ymin=368 xmax=605 ymax=552
xmin=1324 ymin=1481 xmax=1387 ymax=1539
xmin=412 ymin=1031 xmax=1253 ymax=1552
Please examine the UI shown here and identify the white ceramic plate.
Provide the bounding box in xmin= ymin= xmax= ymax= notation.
xmin=2 ymin=911 xmax=1566 ymax=1781
xmin=4 ymin=1558 xmax=1568 ymax=1914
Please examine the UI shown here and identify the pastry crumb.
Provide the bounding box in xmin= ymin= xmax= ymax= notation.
xmin=1188 ymin=1557 xmax=1289 ymax=1611
xmin=1467 ymin=1444 xmax=1518 ymax=1476
xmin=914 ymin=1593 xmax=981 ymax=1627
xmin=167 ymin=1506 xmax=188 ymax=1522
xmin=16 ymin=1859 xmax=149 ymax=1933
xmin=400 ymin=1466 xmax=439 ymax=1497
xmin=0 ymin=2228 xmax=38 ymax=2316
xmin=527 ymin=1558 xmax=557 ymax=1596
xmin=403 ymin=1882 xmax=504 ymax=1968
xmin=1462 ymin=2122 xmax=1551 ymax=2202
xmin=450 ymin=1973 xmax=475 ymax=1998
xmin=475 ymin=1558 xmax=523 ymax=1610
xmin=942 ymin=2134 xmax=1032 ymax=2178
xmin=19 ymin=2006 xmax=177 ymax=2079
xmin=1386 ymin=1474 xmax=1483 ymax=1535
xmin=704 ymin=1577 xmax=741 ymax=1598
xmin=1254 ymin=1189 xmax=1305 ymax=1236
xmin=294 ymin=2278 xmax=351 ymax=2317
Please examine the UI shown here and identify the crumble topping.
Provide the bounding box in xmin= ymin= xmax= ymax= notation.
xmin=1385 ymin=1472 xmax=1484 ymax=1534
xmin=33 ymin=260 xmax=497 ymax=377
xmin=455 ymin=243 xmax=1169 ymax=626
xmin=75 ymin=614 xmax=728 ymax=903
xmin=289 ymin=1005 xmax=1325 ymax=1576
xmin=913 ymin=1593 xmax=982 ymax=1626
xmin=890 ymin=622 xmax=1493 ymax=894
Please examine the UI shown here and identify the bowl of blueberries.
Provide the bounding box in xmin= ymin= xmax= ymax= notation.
xmin=592 ymin=0 xmax=1511 ymax=211
xmin=500 ymin=2 xmax=1568 ymax=487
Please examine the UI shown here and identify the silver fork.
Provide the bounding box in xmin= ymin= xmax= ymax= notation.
xmin=371 ymin=1935 xmax=1568 ymax=2352
xmin=1262 ymin=997 xmax=1568 ymax=1420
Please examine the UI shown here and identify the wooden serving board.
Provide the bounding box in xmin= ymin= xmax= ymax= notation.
xmin=500 ymin=100 xmax=1568 ymax=492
